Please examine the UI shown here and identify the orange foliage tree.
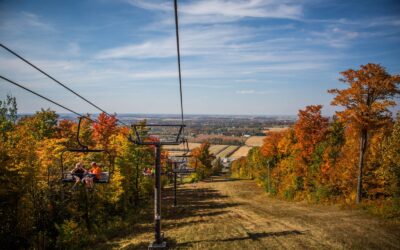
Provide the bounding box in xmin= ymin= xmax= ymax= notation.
xmin=294 ymin=105 xmax=329 ymax=193
xmin=329 ymin=63 xmax=400 ymax=203
xmin=190 ymin=142 xmax=215 ymax=179
xmin=294 ymin=105 xmax=329 ymax=163
xmin=93 ymin=112 xmax=118 ymax=149
xmin=260 ymin=132 xmax=284 ymax=160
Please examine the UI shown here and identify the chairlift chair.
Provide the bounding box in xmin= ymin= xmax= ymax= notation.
xmin=130 ymin=123 xmax=185 ymax=146
xmin=60 ymin=148 xmax=114 ymax=183
xmin=60 ymin=117 xmax=114 ymax=184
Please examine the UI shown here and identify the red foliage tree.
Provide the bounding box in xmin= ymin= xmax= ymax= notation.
xmin=93 ymin=112 xmax=118 ymax=148
xmin=294 ymin=105 xmax=329 ymax=163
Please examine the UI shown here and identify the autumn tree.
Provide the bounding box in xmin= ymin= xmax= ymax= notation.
xmin=57 ymin=119 xmax=76 ymax=142
xmin=21 ymin=108 xmax=58 ymax=141
xmin=318 ymin=117 xmax=345 ymax=189
xmin=381 ymin=113 xmax=400 ymax=197
xmin=0 ymin=106 xmax=60 ymax=248
xmin=93 ymin=112 xmax=118 ymax=149
xmin=292 ymin=105 xmax=329 ymax=193
xmin=191 ymin=142 xmax=215 ymax=179
xmin=212 ymin=157 xmax=224 ymax=175
xmin=260 ymin=131 xmax=284 ymax=160
xmin=260 ymin=131 xmax=285 ymax=179
xmin=329 ymin=63 xmax=400 ymax=203
xmin=0 ymin=94 xmax=17 ymax=141
xmin=231 ymin=156 xmax=248 ymax=179
xmin=294 ymin=105 xmax=329 ymax=163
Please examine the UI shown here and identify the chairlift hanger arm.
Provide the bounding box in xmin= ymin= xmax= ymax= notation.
xmin=76 ymin=117 xmax=92 ymax=150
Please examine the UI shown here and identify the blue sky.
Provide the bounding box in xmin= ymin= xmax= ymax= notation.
xmin=0 ymin=0 xmax=399 ymax=116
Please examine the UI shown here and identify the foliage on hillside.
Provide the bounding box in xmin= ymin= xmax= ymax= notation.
xmin=0 ymin=98 xmax=170 ymax=249
xmin=188 ymin=142 xmax=216 ymax=181
xmin=231 ymin=64 xmax=400 ymax=213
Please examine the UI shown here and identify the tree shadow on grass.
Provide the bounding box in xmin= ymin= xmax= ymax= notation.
xmin=163 ymin=210 xmax=228 ymax=230
xmin=202 ymin=177 xmax=240 ymax=183
xmin=171 ymin=230 xmax=305 ymax=248
xmin=99 ymin=185 xmax=235 ymax=249
xmin=163 ymin=187 xmax=241 ymax=220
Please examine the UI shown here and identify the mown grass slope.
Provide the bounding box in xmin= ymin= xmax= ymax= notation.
xmin=100 ymin=177 xmax=400 ymax=249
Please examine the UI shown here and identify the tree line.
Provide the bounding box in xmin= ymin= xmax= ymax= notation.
xmin=231 ymin=63 xmax=400 ymax=212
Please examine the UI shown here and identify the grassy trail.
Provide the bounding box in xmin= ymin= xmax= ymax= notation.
xmin=103 ymin=176 xmax=400 ymax=249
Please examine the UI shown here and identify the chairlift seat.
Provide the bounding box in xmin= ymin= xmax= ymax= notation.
xmin=61 ymin=172 xmax=75 ymax=183
xmin=173 ymin=168 xmax=195 ymax=174
xmin=62 ymin=171 xmax=110 ymax=183
xmin=96 ymin=172 xmax=110 ymax=183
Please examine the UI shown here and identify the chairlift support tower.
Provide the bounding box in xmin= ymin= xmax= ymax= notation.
xmin=130 ymin=124 xmax=185 ymax=249
xmin=168 ymin=153 xmax=193 ymax=207
xmin=131 ymin=0 xmax=185 ymax=248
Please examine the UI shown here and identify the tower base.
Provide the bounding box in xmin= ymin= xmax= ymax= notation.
xmin=148 ymin=241 xmax=167 ymax=249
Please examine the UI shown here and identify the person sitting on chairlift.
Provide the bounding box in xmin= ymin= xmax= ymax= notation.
xmin=85 ymin=162 xmax=102 ymax=188
xmin=71 ymin=162 xmax=87 ymax=189
xmin=143 ymin=167 xmax=152 ymax=176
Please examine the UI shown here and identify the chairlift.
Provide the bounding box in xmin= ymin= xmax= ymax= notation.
xmin=60 ymin=117 xmax=114 ymax=184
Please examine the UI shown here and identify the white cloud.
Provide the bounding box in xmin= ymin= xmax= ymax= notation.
xmin=125 ymin=0 xmax=171 ymax=12
xmin=251 ymin=62 xmax=329 ymax=73
xmin=21 ymin=12 xmax=54 ymax=30
xmin=236 ymin=89 xmax=273 ymax=94
xmin=366 ymin=17 xmax=400 ymax=27
xmin=309 ymin=27 xmax=360 ymax=48
xmin=332 ymin=16 xmax=400 ymax=28
xmin=96 ymin=39 xmax=176 ymax=59
xmin=236 ymin=89 xmax=255 ymax=94
xmin=0 ymin=12 xmax=54 ymax=33
xmin=234 ymin=79 xmax=258 ymax=83
xmin=96 ymin=24 xmax=251 ymax=59
xmin=127 ymin=0 xmax=303 ymax=24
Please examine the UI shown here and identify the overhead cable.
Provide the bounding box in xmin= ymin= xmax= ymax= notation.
xmin=173 ymin=0 xmax=184 ymax=125
xmin=0 ymin=43 xmax=129 ymax=127
xmin=0 ymin=75 xmax=97 ymax=123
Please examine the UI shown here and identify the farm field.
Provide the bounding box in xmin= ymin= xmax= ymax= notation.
xmin=166 ymin=130 xmax=292 ymax=158
xmin=245 ymin=136 xmax=266 ymax=147
xmin=189 ymin=134 xmax=246 ymax=145
xmin=166 ymin=142 xmax=257 ymax=159
xmin=164 ymin=143 xmax=201 ymax=153
xmin=165 ymin=144 xmax=231 ymax=157
xmin=230 ymin=146 xmax=252 ymax=159
xmin=209 ymin=145 xmax=229 ymax=155
xmin=244 ymin=127 xmax=290 ymax=147
xmin=264 ymin=127 xmax=290 ymax=134
xmin=100 ymin=177 xmax=400 ymax=249
xmin=215 ymin=145 xmax=239 ymax=158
